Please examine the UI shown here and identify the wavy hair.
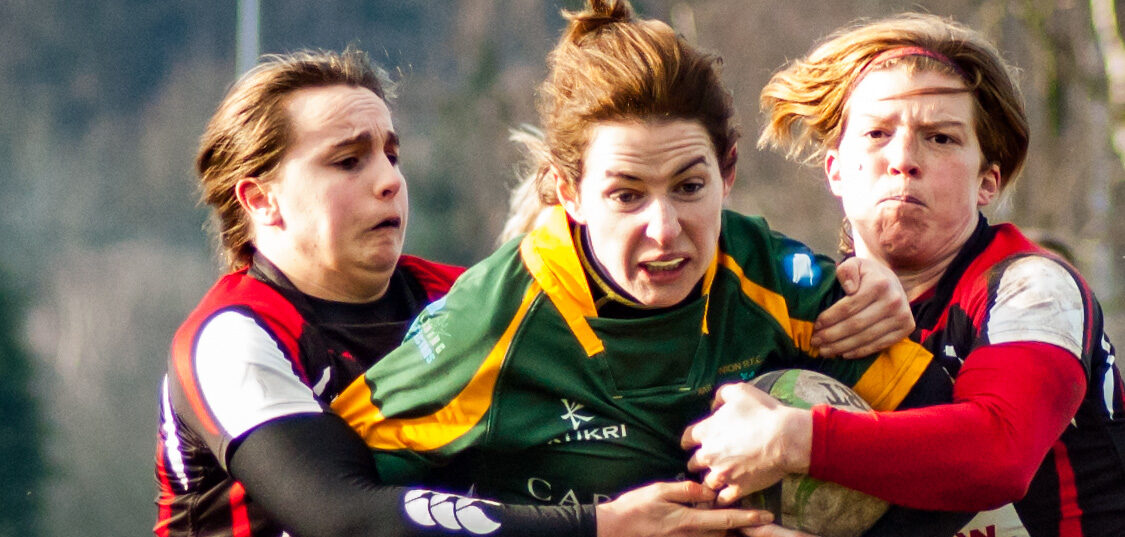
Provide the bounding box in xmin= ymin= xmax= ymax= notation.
xmin=527 ymin=0 xmax=739 ymax=205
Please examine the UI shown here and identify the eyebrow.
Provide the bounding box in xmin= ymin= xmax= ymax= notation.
xmin=329 ymin=131 xmax=373 ymax=151
xmin=879 ymin=86 xmax=971 ymax=101
xmin=604 ymin=156 xmax=708 ymax=180
xmin=328 ymin=130 xmax=399 ymax=151
xmin=853 ymin=112 xmax=968 ymax=130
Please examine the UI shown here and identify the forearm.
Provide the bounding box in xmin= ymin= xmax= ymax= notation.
xmin=810 ymin=342 xmax=1085 ymax=510
xmin=229 ymin=413 xmax=596 ymax=537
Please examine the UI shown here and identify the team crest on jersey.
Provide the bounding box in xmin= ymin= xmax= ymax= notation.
xmin=547 ymin=398 xmax=628 ymax=444
xmin=784 ymin=252 xmax=821 ymax=287
xmin=408 ymin=297 xmax=450 ymax=363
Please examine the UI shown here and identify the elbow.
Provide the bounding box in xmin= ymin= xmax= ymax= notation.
xmin=955 ymin=457 xmax=1035 ymax=510
xmin=290 ymin=517 xmax=385 ymax=537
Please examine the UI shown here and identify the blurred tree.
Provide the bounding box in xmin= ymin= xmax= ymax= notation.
xmin=1090 ymin=0 xmax=1125 ymax=310
xmin=0 ymin=274 xmax=43 ymax=537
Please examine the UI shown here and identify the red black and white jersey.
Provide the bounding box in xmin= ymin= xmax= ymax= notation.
xmin=912 ymin=218 xmax=1124 ymax=537
xmin=153 ymin=254 xmax=463 ymax=537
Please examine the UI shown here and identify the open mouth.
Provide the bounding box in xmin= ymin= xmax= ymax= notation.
xmin=373 ymin=217 xmax=401 ymax=230
xmin=641 ymin=257 xmax=687 ymax=272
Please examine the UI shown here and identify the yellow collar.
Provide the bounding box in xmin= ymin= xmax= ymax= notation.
xmin=519 ymin=206 xmax=718 ymax=357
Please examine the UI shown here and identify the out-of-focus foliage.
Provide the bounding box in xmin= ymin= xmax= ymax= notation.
xmin=0 ymin=274 xmax=43 ymax=537
xmin=0 ymin=1 xmax=1121 ymax=536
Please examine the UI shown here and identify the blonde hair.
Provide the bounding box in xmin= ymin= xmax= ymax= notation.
xmin=527 ymin=0 xmax=738 ymax=205
xmin=197 ymin=47 xmax=390 ymax=271
xmin=758 ymin=12 xmax=1027 ymax=189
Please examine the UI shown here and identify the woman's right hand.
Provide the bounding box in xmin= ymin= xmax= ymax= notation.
xmin=595 ymin=480 xmax=774 ymax=537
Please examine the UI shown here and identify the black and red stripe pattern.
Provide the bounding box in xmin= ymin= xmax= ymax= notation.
xmin=914 ymin=218 xmax=1124 ymax=537
xmin=154 ymin=256 xmax=462 ymax=537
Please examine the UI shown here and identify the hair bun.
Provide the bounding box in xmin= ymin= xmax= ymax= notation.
xmin=562 ymin=0 xmax=633 ymax=42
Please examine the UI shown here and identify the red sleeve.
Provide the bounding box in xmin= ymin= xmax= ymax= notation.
xmin=809 ymin=341 xmax=1085 ymax=510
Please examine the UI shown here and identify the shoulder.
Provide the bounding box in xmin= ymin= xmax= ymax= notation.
xmin=406 ymin=240 xmax=535 ymax=347
xmin=984 ymin=254 xmax=1085 ymax=358
xmin=398 ymin=255 xmax=466 ymax=299
xmin=174 ymin=270 xmax=305 ymax=348
xmin=717 ymin=210 xmax=840 ymax=316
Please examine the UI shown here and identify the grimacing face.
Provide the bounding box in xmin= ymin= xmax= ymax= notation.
xmin=826 ymin=66 xmax=999 ymax=273
xmin=558 ymin=119 xmax=734 ymax=307
xmin=248 ymin=84 xmax=408 ymax=302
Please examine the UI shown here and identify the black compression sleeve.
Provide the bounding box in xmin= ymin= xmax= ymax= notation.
xmin=228 ymin=412 xmax=597 ymax=537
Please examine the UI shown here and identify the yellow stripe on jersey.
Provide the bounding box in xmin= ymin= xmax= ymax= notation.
xmin=520 ymin=206 xmax=604 ymax=357
xmin=719 ymin=252 xmax=934 ymax=410
xmin=721 ymin=253 xmax=818 ymax=357
xmin=333 ymin=282 xmax=541 ymax=451
xmin=851 ymin=339 xmax=934 ymax=411
xmin=699 ymin=253 xmax=719 ymax=335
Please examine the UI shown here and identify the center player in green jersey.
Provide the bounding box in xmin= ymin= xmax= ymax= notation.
xmin=334 ymin=2 xmax=956 ymax=535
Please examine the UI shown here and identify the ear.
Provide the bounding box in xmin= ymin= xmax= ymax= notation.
xmin=235 ymin=178 xmax=282 ymax=227
xmin=553 ymin=167 xmax=585 ymax=224
xmin=977 ymin=163 xmax=1001 ymax=207
xmin=720 ymin=143 xmax=738 ymax=197
xmin=825 ymin=149 xmax=844 ymax=198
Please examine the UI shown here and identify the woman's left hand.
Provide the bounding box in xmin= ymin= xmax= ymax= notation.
xmin=811 ymin=257 xmax=913 ymax=358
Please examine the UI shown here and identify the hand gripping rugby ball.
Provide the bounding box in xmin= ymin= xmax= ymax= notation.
xmin=742 ymin=369 xmax=889 ymax=537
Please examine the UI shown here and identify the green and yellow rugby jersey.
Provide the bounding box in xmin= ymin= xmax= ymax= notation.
xmin=333 ymin=206 xmax=933 ymax=506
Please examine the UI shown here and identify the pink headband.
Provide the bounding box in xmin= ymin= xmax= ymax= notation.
xmin=853 ymin=46 xmax=969 ymax=88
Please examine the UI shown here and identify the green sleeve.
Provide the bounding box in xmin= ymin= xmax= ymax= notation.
xmin=332 ymin=241 xmax=535 ymax=482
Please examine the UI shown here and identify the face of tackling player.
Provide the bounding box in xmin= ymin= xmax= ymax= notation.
xmin=245 ymin=84 xmax=408 ymax=303
xmin=825 ymin=66 xmax=1000 ymax=274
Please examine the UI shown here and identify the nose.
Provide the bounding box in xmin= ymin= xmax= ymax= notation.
xmin=644 ymin=197 xmax=681 ymax=245
xmin=372 ymin=157 xmax=404 ymax=199
xmin=885 ymin=134 xmax=921 ymax=178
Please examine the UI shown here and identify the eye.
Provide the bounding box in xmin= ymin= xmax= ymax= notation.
xmin=676 ymin=180 xmax=705 ymax=195
xmin=609 ymin=189 xmax=641 ymax=205
xmin=930 ymin=133 xmax=957 ymax=145
xmin=334 ymin=156 xmax=361 ymax=171
xmin=864 ymin=129 xmax=888 ymax=140
xmin=386 ymin=151 xmax=399 ymax=166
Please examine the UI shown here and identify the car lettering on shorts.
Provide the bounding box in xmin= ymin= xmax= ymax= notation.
xmin=526 ymin=477 xmax=613 ymax=505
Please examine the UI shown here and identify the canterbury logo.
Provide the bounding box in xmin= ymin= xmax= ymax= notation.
xmin=403 ymin=489 xmax=501 ymax=535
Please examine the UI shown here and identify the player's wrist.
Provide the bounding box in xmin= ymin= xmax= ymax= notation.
xmin=780 ymin=406 xmax=813 ymax=474
xmin=594 ymin=501 xmax=621 ymax=537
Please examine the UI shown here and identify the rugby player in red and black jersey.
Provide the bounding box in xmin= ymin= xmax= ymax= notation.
xmin=686 ymin=13 xmax=1124 ymax=537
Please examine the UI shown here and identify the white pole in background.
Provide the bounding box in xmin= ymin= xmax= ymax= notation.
xmin=236 ymin=0 xmax=260 ymax=75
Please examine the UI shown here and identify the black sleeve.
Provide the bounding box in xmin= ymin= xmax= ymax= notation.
xmin=228 ymin=412 xmax=597 ymax=537
xmin=862 ymin=505 xmax=975 ymax=537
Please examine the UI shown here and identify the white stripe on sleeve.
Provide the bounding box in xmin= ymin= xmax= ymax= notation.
xmin=985 ymin=256 xmax=1083 ymax=359
xmin=194 ymin=310 xmax=323 ymax=439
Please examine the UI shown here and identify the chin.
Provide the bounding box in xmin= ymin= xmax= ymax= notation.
xmin=640 ymin=288 xmax=693 ymax=308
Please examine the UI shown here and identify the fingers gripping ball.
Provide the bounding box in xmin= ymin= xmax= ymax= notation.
xmin=742 ymin=369 xmax=889 ymax=537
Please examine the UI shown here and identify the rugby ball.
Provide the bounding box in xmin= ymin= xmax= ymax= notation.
xmin=742 ymin=369 xmax=889 ymax=537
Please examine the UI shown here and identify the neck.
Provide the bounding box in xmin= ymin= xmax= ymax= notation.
xmin=883 ymin=258 xmax=951 ymax=301
xmin=255 ymin=242 xmax=391 ymax=304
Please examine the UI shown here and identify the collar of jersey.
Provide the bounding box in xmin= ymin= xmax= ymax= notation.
xmin=519 ymin=205 xmax=717 ymax=357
